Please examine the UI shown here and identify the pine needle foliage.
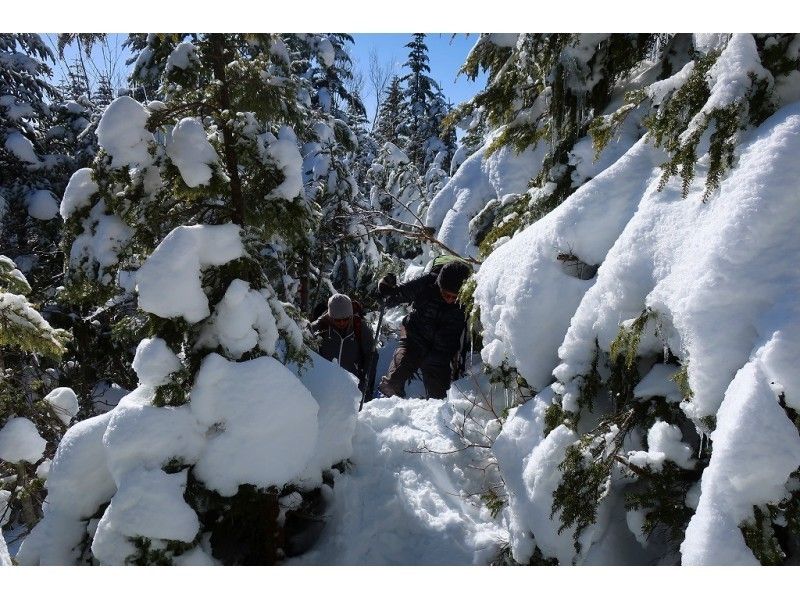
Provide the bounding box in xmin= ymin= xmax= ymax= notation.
xmin=624 ymin=461 xmax=700 ymax=547
xmin=740 ymin=505 xmax=787 ymax=565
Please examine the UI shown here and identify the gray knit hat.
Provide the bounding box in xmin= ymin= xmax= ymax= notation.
xmin=328 ymin=293 xmax=353 ymax=319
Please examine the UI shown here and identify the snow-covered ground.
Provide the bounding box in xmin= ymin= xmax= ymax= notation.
xmin=291 ymin=362 xmax=510 ymax=565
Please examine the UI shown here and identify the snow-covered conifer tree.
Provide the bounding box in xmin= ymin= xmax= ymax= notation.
xmin=367 ymin=142 xmax=426 ymax=260
xmin=399 ymin=34 xmax=455 ymax=173
xmin=434 ymin=33 xmax=800 ymax=565
xmin=373 ymin=76 xmax=405 ymax=148
xmin=0 ymin=255 xmax=73 ymax=537
xmin=19 ymin=33 xmax=361 ymax=566
xmin=286 ymin=34 xmax=380 ymax=307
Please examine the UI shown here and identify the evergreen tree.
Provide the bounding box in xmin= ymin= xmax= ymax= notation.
xmin=373 ymin=76 xmax=405 ymax=147
xmin=284 ymin=34 xmax=381 ymax=308
xmin=0 ymin=34 xmax=62 ymax=297
xmin=367 ymin=142 xmax=426 ymax=260
xmin=0 ymin=39 xmax=82 ymax=534
xmin=452 ymin=33 xmax=800 ymax=564
xmin=399 ymin=34 xmax=455 ymax=173
xmin=51 ymin=33 xmax=330 ymax=565
xmin=0 ymin=255 xmax=72 ymax=533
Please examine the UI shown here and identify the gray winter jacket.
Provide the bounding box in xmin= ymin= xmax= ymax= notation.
xmin=311 ymin=315 xmax=375 ymax=383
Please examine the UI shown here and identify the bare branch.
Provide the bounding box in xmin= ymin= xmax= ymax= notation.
xmin=368 ymin=48 xmax=395 ymax=127
xmin=358 ymin=194 xmax=482 ymax=266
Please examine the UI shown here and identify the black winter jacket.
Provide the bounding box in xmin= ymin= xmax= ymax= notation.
xmin=384 ymin=272 xmax=467 ymax=357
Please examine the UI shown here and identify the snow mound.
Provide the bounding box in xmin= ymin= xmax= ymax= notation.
xmin=190 ymin=353 xmax=319 ymax=496
xmin=43 ymin=387 xmax=79 ymax=425
xmin=16 ymin=412 xmax=115 ymax=565
xmin=60 ymin=168 xmax=98 ymax=220
xmin=0 ymin=417 xmax=46 ymax=463
xmin=96 ymin=96 xmax=154 ymax=168
xmin=136 ymin=224 xmax=244 ymax=324
xmin=166 ymin=117 xmax=219 ymax=187
xmin=289 ymin=351 xmax=360 ymax=489
xmin=293 ymin=390 xmax=507 ymax=565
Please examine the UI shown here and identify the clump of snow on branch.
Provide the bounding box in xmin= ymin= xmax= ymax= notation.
xmin=0 ymin=417 xmax=47 ymax=464
xmin=96 ymin=96 xmax=154 ymax=169
xmin=60 ymin=168 xmax=98 ymax=220
xmin=195 ymin=279 xmax=279 ymax=359
xmin=165 ymin=41 xmax=198 ymax=74
xmin=131 ymin=337 xmax=182 ymax=386
xmin=166 ymin=118 xmax=220 ymax=188
xmin=135 ymin=224 xmax=244 ymax=323
xmin=264 ymin=126 xmax=303 ymax=200
xmin=43 ymin=387 xmax=79 ymax=425
xmin=190 ymin=353 xmax=319 ymax=496
xmin=25 ymin=190 xmax=59 ymax=220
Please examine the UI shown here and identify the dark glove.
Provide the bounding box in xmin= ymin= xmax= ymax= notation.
xmin=377 ymin=273 xmax=397 ymax=299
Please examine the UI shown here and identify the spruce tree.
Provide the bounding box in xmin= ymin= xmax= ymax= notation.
xmin=373 ymin=76 xmax=405 ymax=147
xmin=367 ymin=142 xmax=426 ymax=260
xmin=0 ymin=255 xmax=72 ymax=532
xmin=50 ymin=33 xmax=330 ymax=565
xmin=399 ymin=34 xmax=455 ymax=173
xmin=455 ymin=33 xmax=800 ymax=564
xmin=284 ymin=34 xmax=380 ymax=308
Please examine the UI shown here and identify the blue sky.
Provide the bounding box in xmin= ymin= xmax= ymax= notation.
xmin=47 ymin=34 xmax=487 ymax=127
xmin=349 ymin=34 xmax=487 ymax=123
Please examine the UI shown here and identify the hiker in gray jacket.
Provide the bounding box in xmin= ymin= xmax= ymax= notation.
xmin=311 ymin=294 xmax=375 ymax=390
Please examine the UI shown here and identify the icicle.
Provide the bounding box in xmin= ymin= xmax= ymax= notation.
xmin=469 ymin=331 xmax=475 ymax=372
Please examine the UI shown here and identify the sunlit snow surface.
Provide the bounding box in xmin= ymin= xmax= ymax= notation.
xmin=291 ymin=370 xmax=509 ymax=565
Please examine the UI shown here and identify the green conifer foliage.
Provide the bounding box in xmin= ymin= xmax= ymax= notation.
xmin=286 ymin=34 xmax=380 ymax=309
xmin=450 ymin=34 xmax=655 ymax=257
xmin=398 ymin=34 xmax=455 ymax=173
xmin=374 ymin=76 xmax=405 ymax=147
xmin=54 ymin=32 xmax=341 ymax=565
xmin=739 ymin=401 xmax=800 ymax=564
xmin=546 ymin=308 xmax=704 ymax=560
xmin=0 ymin=255 xmax=71 ymax=532
xmin=367 ymin=142 xmax=426 ymax=260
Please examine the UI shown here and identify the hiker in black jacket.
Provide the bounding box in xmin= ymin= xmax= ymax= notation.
xmin=312 ymin=294 xmax=375 ymax=390
xmin=376 ymin=260 xmax=472 ymax=399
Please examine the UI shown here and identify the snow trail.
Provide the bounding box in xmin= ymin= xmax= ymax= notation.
xmin=291 ymin=379 xmax=508 ymax=565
